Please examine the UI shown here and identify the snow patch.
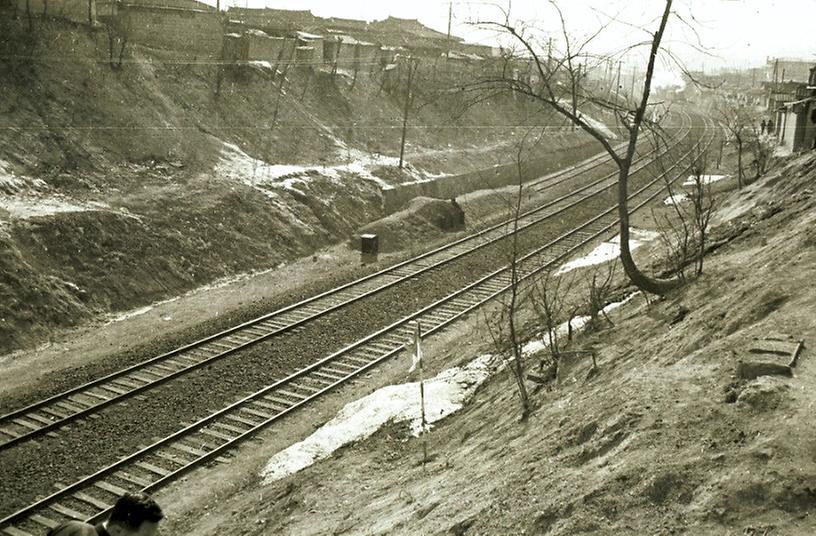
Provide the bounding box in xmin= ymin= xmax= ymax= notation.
xmin=260 ymin=354 xmax=498 ymax=484
xmin=578 ymin=112 xmax=618 ymax=140
xmin=522 ymin=293 xmax=640 ymax=356
xmin=555 ymin=228 xmax=659 ymax=275
xmin=682 ymin=174 xmax=728 ymax=187
xmin=0 ymin=160 xmax=47 ymax=194
xmin=214 ymin=142 xmax=440 ymax=192
xmin=663 ymin=193 xmax=690 ymax=206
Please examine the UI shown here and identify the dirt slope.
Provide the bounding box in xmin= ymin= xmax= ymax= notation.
xmin=0 ymin=18 xmax=606 ymax=352
xmin=159 ymin=151 xmax=816 ymax=535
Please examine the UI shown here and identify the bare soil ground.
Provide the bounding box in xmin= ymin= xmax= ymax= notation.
xmin=0 ymin=18 xmax=606 ymax=353
xmin=142 ymin=150 xmax=816 ymax=535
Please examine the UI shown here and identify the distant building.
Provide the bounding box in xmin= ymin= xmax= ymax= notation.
xmin=767 ymin=57 xmax=816 ymax=84
xmin=775 ymin=65 xmax=816 ymax=153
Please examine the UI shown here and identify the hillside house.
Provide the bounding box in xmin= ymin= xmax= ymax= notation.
xmin=775 ymin=65 xmax=816 ymax=153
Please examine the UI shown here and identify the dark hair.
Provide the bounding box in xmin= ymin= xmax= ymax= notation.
xmin=108 ymin=492 xmax=163 ymax=529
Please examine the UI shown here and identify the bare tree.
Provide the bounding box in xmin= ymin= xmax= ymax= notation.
xmin=686 ymin=148 xmax=716 ymax=276
xmin=649 ymin=136 xmax=716 ymax=278
xmin=482 ymin=136 xmax=540 ymax=419
xmin=465 ymin=0 xmax=686 ymax=295
xmin=586 ymin=261 xmax=617 ymax=333
xmin=717 ymin=99 xmax=754 ymax=188
xmin=528 ymin=267 xmax=577 ymax=380
xmin=748 ymin=124 xmax=774 ymax=181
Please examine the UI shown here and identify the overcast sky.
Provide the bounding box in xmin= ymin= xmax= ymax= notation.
xmin=219 ymin=0 xmax=816 ymax=72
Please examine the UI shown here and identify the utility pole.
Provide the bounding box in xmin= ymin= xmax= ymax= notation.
xmin=398 ymin=58 xmax=417 ymax=170
xmin=445 ymin=1 xmax=452 ymax=60
xmin=615 ymin=61 xmax=621 ymax=100
xmin=630 ymin=65 xmax=636 ymax=98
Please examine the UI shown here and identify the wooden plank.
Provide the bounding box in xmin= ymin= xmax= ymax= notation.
xmin=73 ymin=491 xmax=112 ymax=511
xmin=113 ymin=471 xmax=151 ymax=488
xmin=39 ymin=406 xmax=71 ymax=419
xmin=82 ymin=390 xmax=110 ymax=402
xmin=250 ymin=400 xmax=285 ymax=412
xmin=149 ymin=362 xmax=178 ymax=373
xmin=312 ymin=371 xmax=344 ymax=382
xmin=240 ymin=407 xmax=273 ymax=420
xmin=55 ymin=400 xmax=86 ymax=413
xmin=168 ymin=443 xmax=207 ymax=457
xmin=262 ymin=395 xmax=296 ymax=408
xmin=94 ymin=480 xmax=129 ymax=497
xmin=275 ymin=390 xmax=307 ymax=400
xmin=288 ymin=382 xmax=320 ymax=394
xmin=155 ymin=451 xmax=187 ymax=465
xmin=209 ymin=422 xmax=247 ymax=435
xmin=198 ymin=428 xmax=235 ymax=442
xmin=29 ymin=515 xmax=60 ymax=529
xmin=24 ymin=412 xmax=56 ymax=426
xmin=11 ymin=418 xmax=40 ymax=432
xmin=134 ymin=461 xmax=170 ymax=477
xmin=2 ymin=525 xmax=35 ymax=536
xmin=129 ymin=373 xmax=157 ymax=384
xmin=97 ymin=383 xmax=128 ymax=396
xmin=0 ymin=427 xmax=21 ymax=439
xmin=224 ymin=414 xmax=261 ymax=427
xmin=66 ymin=395 xmax=94 ymax=408
xmin=49 ymin=502 xmax=87 ymax=520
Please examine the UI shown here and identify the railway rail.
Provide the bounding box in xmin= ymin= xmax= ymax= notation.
xmin=0 ymin=113 xmax=715 ymax=535
xmin=0 ymin=114 xmax=689 ymax=453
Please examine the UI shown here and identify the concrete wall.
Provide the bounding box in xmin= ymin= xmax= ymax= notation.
xmin=381 ymin=133 xmax=603 ymax=214
xmin=118 ymin=4 xmax=224 ymax=59
xmin=295 ymin=45 xmax=315 ymax=65
xmin=247 ymin=32 xmax=290 ymax=62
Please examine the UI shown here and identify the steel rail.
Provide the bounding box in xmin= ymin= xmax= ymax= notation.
xmin=0 ymin=113 xmax=692 ymax=451
xmin=0 ymin=113 xmax=713 ymax=536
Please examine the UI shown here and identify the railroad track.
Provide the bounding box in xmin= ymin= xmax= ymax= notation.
xmin=0 ymin=114 xmax=690 ymax=453
xmin=0 ymin=113 xmax=714 ymax=535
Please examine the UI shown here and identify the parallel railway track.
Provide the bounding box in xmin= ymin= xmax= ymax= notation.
xmin=0 ymin=113 xmax=713 ymax=535
xmin=0 ymin=115 xmax=687 ymax=452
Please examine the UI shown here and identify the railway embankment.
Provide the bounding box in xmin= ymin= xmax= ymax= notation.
xmin=0 ymin=18 xmax=608 ymax=354
xmin=158 ymin=150 xmax=816 ymax=534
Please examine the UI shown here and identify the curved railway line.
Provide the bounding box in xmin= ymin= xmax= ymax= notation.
xmin=0 ymin=112 xmax=715 ymax=535
xmin=0 ymin=119 xmax=679 ymax=450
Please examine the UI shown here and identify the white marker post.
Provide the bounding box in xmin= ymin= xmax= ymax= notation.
xmin=406 ymin=321 xmax=428 ymax=469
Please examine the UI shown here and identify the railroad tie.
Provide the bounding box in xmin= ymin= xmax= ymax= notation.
xmin=49 ymin=502 xmax=87 ymax=521
xmin=3 ymin=524 xmax=36 ymax=535
xmin=73 ymin=491 xmax=112 ymax=511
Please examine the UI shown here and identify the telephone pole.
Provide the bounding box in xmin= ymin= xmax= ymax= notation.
xmin=445 ymin=1 xmax=452 ymax=60
xmin=399 ymin=58 xmax=417 ymax=170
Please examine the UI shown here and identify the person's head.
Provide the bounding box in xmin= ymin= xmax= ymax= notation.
xmin=106 ymin=492 xmax=163 ymax=536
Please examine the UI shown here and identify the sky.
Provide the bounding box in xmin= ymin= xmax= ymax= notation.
xmin=216 ymin=0 xmax=816 ymax=73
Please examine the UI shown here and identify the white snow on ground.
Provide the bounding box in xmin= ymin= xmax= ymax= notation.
xmin=553 ymin=100 xmax=618 ymax=140
xmin=215 ymin=142 xmax=444 ymax=193
xmin=522 ymin=293 xmax=640 ymax=356
xmin=681 ymin=174 xmax=728 ymax=187
xmin=0 ymin=197 xmax=100 ymax=219
xmin=0 ymin=159 xmax=46 ymax=194
xmin=663 ymin=193 xmax=690 ymax=206
xmin=260 ymin=353 xmax=499 ymax=484
xmin=555 ymin=228 xmax=659 ymax=275
xmin=577 ymin=112 xmax=618 ymax=140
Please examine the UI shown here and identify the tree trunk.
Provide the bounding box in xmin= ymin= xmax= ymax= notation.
xmin=736 ymin=138 xmax=743 ymax=188
xmin=617 ymin=158 xmax=683 ymax=295
xmin=615 ymin=0 xmax=683 ymax=296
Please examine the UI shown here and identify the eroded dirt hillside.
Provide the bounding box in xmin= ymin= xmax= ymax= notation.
xmin=0 ymin=18 xmax=603 ymax=352
xmin=160 ymin=151 xmax=816 ymax=535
